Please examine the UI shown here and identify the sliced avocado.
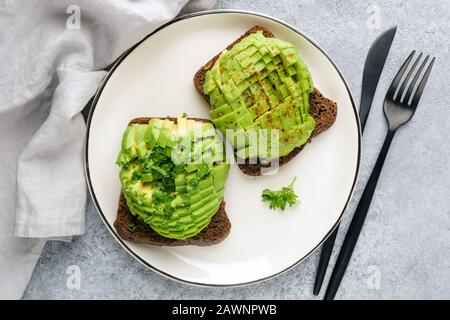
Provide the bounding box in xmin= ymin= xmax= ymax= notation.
xmin=140 ymin=172 xmax=153 ymax=182
xmin=212 ymin=110 xmax=239 ymax=132
xmin=190 ymin=193 xmax=217 ymax=211
xmin=227 ymin=128 xmax=249 ymax=150
xmin=176 ymin=116 xmax=188 ymax=133
xmin=184 ymin=163 xmax=198 ymax=173
xmin=157 ymin=120 xmax=174 ymax=148
xmin=117 ymin=124 xmax=147 ymax=166
xmin=133 ymin=125 xmax=147 ymax=159
xmin=187 ymin=185 xmax=214 ymax=205
xmin=235 ymin=113 xmax=253 ymax=129
xmin=209 ymin=103 xmax=232 ymax=119
xmin=117 ymin=115 xmax=230 ymax=240
xmin=211 ymin=164 xmax=230 ymax=188
xmin=157 ymin=128 xmax=171 ymax=148
xmin=122 ymin=125 xmax=135 ymax=150
xmin=202 ymin=30 xmax=316 ymax=159
xmin=147 ymin=118 xmax=164 ymax=143
xmin=191 ymin=196 xmax=222 ymax=220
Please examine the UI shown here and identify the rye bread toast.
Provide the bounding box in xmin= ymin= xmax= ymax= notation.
xmin=193 ymin=25 xmax=337 ymax=176
xmin=114 ymin=117 xmax=231 ymax=247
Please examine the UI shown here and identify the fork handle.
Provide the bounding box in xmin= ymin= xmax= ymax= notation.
xmin=324 ymin=129 xmax=396 ymax=300
xmin=313 ymin=225 xmax=339 ymax=295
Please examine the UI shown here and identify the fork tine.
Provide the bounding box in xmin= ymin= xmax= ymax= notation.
xmin=404 ymin=55 xmax=430 ymax=104
xmin=409 ymin=57 xmax=435 ymax=108
xmin=387 ymin=51 xmax=416 ymax=99
xmin=398 ymin=53 xmax=423 ymax=101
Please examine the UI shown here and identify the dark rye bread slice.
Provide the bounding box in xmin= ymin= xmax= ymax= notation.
xmin=114 ymin=117 xmax=231 ymax=247
xmin=194 ymin=25 xmax=337 ymax=176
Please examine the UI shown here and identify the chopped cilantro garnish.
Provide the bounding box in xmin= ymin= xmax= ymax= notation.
xmin=188 ymin=163 xmax=211 ymax=186
xmin=262 ymin=177 xmax=299 ymax=210
xmin=131 ymin=171 xmax=141 ymax=181
xmin=150 ymin=164 xmax=170 ymax=177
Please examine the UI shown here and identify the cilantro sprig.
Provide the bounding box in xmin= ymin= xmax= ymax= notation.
xmin=189 ymin=163 xmax=211 ymax=187
xmin=262 ymin=177 xmax=299 ymax=210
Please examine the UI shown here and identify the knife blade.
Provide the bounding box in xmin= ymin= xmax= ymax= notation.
xmin=360 ymin=26 xmax=397 ymax=130
xmin=313 ymin=26 xmax=397 ymax=296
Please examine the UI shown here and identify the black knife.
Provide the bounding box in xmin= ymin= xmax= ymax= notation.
xmin=313 ymin=26 xmax=397 ymax=296
xmin=360 ymin=26 xmax=398 ymax=130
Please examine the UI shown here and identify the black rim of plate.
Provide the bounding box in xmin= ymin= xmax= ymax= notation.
xmin=84 ymin=9 xmax=362 ymax=288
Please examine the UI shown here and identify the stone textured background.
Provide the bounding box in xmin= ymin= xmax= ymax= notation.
xmin=24 ymin=0 xmax=450 ymax=299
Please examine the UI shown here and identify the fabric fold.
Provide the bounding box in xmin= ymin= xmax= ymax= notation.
xmin=0 ymin=0 xmax=216 ymax=300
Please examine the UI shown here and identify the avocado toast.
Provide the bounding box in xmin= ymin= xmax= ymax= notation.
xmin=194 ymin=26 xmax=337 ymax=176
xmin=114 ymin=116 xmax=231 ymax=246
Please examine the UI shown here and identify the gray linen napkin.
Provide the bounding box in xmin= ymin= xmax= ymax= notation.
xmin=0 ymin=0 xmax=216 ymax=299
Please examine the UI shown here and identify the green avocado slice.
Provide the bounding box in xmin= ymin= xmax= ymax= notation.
xmin=117 ymin=116 xmax=230 ymax=240
xmin=203 ymin=30 xmax=316 ymax=160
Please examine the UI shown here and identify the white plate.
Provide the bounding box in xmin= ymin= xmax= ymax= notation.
xmin=85 ymin=10 xmax=361 ymax=286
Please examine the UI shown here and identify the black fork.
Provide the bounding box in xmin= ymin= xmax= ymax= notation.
xmin=324 ymin=51 xmax=435 ymax=300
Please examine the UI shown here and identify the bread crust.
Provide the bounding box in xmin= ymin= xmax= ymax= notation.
xmin=193 ymin=25 xmax=338 ymax=176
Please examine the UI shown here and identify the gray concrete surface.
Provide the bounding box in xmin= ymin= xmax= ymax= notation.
xmin=23 ymin=0 xmax=450 ymax=300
